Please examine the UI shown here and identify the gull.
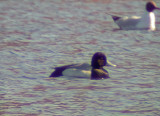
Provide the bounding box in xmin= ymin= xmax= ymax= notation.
xmin=111 ymin=1 xmax=160 ymax=31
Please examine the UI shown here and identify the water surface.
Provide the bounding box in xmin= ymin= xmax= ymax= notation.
xmin=0 ymin=0 xmax=160 ymax=116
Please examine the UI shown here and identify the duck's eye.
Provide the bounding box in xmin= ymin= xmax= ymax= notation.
xmin=99 ymin=57 xmax=104 ymax=60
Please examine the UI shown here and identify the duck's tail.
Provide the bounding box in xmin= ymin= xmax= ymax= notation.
xmin=50 ymin=64 xmax=75 ymax=77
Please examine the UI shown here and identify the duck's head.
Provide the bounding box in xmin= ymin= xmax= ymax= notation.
xmin=146 ymin=1 xmax=160 ymax=12
xmin=91 ymin=52 xmax=116 ymax=68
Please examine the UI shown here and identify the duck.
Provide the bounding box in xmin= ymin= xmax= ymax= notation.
xmin=49 ymin=52 xmax=116 ymax=80
xmin=110 ymin=1 xmax=160 ymax=31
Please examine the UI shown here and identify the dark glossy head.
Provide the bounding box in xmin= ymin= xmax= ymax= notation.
xmin=146 ymin=1 xmax=160 ymax=12
xmin=91 ymin=52 xmax=107 ymax=68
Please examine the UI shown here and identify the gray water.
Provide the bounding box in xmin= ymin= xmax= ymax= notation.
xmin=0 ymin=0 xmax=160 ymax=116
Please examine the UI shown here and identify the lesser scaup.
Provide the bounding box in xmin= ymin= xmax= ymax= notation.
xmin=50 ymin=52 xmax=116 ymax=80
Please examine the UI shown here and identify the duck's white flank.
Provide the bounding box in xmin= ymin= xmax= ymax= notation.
xmin=62 ymin=68 xmax=91 ymax=78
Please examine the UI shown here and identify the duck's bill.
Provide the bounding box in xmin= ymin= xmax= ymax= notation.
xmin=106 ymin=60 xmax=116 ymax=67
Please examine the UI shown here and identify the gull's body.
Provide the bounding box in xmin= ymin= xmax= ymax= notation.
xmin=111 ymin=1 xmax=160 ymax=31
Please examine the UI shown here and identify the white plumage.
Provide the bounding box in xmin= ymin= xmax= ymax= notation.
xmin=111 ymin=1 xmax=160 ymax=31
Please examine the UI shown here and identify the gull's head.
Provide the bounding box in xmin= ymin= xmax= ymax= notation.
xmin=146 ymin=1 xmax=160 ymax=12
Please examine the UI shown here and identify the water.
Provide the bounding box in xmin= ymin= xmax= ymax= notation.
xmin=0 ymin=0 xmax=160 ymax=116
